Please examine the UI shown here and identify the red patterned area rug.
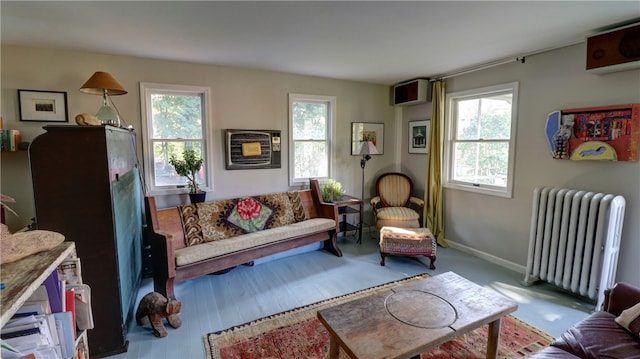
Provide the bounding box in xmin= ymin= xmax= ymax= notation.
xmin=204 ymin=274 xmax=553 ymax=359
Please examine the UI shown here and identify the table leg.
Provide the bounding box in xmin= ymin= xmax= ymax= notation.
xmin=486 ymin=318 xmax=501 ymax=359
xmin=357 ymin=202 xmax=363 ymax=244
xmin=328 ymin=335 xmax=340 ymax=359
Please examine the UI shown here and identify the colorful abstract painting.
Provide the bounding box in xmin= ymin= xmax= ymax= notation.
xmin=546 ymin=103 xmax=640 ymax=161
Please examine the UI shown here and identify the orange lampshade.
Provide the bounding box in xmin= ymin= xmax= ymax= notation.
xmin=79 ymin=71 xmax=127 ymax=96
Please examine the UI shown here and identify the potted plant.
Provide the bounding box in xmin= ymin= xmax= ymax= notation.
xmin=169 ymin=148 xmax=206 ymax=203
xmin=321 ymin=179 xmax=344 ymax=202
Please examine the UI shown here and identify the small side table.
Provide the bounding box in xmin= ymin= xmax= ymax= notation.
xmin=333 ymin=195 xmax=363 ymax=244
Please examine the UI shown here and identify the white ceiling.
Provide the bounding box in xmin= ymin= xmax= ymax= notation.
xmin=2 ymin=1 xmax=639 ymax=85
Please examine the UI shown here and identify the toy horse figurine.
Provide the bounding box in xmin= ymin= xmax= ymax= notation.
xmin=135 ymin=292 xmax=182 ymax=338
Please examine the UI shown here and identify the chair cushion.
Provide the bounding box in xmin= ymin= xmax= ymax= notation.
xmin=175 ymin=218 xmax=335 ymax=266
xmin=376 ymin=207 xmax=419 ymax=221
xmin=375 ymin=207 xmax=420 ymax=229
xmin=551 ymin=311 xmax=640 ymax=359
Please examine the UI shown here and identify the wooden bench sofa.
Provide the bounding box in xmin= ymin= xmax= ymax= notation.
xmin=145 ymin=179 xmax=342 ymax=299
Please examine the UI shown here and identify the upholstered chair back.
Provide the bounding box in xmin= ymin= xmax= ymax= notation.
xmin=376 ymin=173 xmax=413 ymax=207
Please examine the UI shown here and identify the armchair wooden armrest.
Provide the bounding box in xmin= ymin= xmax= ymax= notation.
xmin=410 ymin=197 xmax=425 ymax=227
xmin=409 ymin=196 xmax=424 ymax=208
xmin=370 ymin=196 xmax=381 ymax=210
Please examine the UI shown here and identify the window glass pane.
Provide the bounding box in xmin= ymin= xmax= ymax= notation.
xmin=453 ymin=142 xmax=509 ymax=186
xmin=456 ymin=99 xmax=480 ymax=140
xmin=150 ymin=94 xmax=203 ymax=139
xmin=152 ymin=141 xmax=204 ymax=187
xmin=141 ymin=83 xmax=210 ymax=195
xmin=292 ymin=102 xmax=327 ymax=140
xmin=294 ymin=141 xmax=328 ymax=178
xmin=456 ymin=94 xmax=512 ymax=140
xmin=445 ymin=82 xmax=517 ymax=197
xmin=289 ymin=93 xmax=334 ymax=186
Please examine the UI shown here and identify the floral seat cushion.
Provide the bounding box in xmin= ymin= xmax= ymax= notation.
xmin=178 ymin=191 xmax=307 ymax=246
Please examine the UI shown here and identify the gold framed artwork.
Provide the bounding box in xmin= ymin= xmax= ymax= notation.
xmin=351 ymin=122 xmax=384 ymax=155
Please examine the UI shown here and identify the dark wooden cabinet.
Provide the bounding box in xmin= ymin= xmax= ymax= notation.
xmin=29 ymin=125 xmax=143 ymax=357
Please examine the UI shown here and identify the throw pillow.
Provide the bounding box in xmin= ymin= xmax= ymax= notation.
xmin=226 ymin=197 xmax=273 ymax=233
xmin=0 ymin=230 xmax=65 ymax=264
xmin=615 ymin=302 xmax=640 ymax=338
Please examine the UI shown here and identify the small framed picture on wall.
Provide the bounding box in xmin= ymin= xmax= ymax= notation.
xmin=409 ymin=120 xmax=430 ymax=154
xmin=351 ymin=122 xmax=384 ymax=155
xmin=18 ymin=89 xmax=69 ymax=122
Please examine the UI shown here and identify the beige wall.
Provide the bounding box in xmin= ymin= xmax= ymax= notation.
xmin=400 ymin=43 xmax=640 ymax=286
xmin=1 ymin=45 xmax=396 ymax=231
xmin=3 ymin=43 xmax=638 ymax=287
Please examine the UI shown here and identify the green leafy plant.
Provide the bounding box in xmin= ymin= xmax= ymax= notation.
xmin=321 ymin=179 xmax=344 ymax=202
xmin=169 ymin=149 xmax=204 ymax=194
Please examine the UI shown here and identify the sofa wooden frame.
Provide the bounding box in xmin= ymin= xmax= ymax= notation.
xmin=144 ymin=179 xmax=342 ymax=299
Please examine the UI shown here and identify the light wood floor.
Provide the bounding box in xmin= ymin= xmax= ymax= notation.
xmin=110 ymin=232 xmax=593 ymax=358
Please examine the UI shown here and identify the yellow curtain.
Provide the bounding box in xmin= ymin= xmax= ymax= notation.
xmin=424 ymin=80 xmax=447 ymax=247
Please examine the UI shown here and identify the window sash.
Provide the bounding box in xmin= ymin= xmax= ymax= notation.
xmin=289 ymin=93 xmax=335 ymax=186
xmin=444 ymin=82 xmax=518 ymax=198
xmin=452 ymin=93 xmax=513 ymax=141
xmin=140 ymin=82 xmax=211 ymax=195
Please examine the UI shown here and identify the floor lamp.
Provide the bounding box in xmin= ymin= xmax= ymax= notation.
xmin=359 ymin=141 xmax=378 ymax=201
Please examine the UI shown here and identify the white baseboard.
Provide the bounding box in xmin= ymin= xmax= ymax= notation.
xmin=445 ymin=239 xmax=526 ymax=274
xmin=345 ymin=228 xmax=526 ymax=274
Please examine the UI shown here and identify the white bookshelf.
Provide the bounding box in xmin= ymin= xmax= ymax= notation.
xmin=1 ymin=241 xmax=89 ymax=357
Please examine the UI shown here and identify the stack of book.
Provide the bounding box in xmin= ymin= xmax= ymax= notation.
xmin=0 ymin=129 xmax=22 ymax=152
xmin=0 ymin=117 xmax=26 ymax=152
xmin=1 ymin=258 xmax=93 ymax=359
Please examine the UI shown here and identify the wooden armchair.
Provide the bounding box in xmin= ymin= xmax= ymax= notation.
xmin=370 ymin=172 xmax=424 ymax=230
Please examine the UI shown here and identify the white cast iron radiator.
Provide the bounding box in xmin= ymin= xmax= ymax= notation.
xmin=522 ymin=186 xmax=626 ymax=308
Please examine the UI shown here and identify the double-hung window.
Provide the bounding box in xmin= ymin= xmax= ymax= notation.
xmin=289 ymin=94 xmax=335 ymax=186
xmin=444 ymin=82 xmax=518 ymax=197
xmin=140 ymin=83 xmax=211 ymax=195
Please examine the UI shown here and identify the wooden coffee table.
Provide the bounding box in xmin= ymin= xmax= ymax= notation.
xmin=317 ymin=271 xmax=518 ymax=359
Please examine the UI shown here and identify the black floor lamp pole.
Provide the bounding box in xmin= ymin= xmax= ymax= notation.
xmin=360 ymin=154 xmax=370 ymax=201
xmin=358 ymin=140 xmax=377 ymax=201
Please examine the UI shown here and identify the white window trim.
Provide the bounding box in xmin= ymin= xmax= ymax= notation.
xmin=288 ymin=93 xmax=336 ymax=187
xmin=139 ymin=82 xmax=214 ymax=196
xmin=443 ymin=82 xmax=519 ymax=198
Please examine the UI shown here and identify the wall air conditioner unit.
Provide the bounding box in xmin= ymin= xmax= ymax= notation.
xmin=586 ymin=22 xmax=640 ymax=74
xmin=392 ymin=79 xmax=431 ymax=106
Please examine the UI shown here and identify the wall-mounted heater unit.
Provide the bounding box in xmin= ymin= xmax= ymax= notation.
xmin=225 ymin=129 xmax=281 ymax=170
xmin=586 ymin=22 xmax=640 ymax=74
xmin=522 ymin=186 xmax=625 ymax=309
xmin=392 ymin=79 xmax=431 ymax=106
